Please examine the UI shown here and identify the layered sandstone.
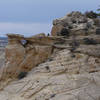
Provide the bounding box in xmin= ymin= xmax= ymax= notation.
xmin=0 ymin=11 xmax=100 ymax=100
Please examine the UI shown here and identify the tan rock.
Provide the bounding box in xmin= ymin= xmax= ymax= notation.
xmin=0 ymin=34 xmax=53 ymax=80
xmin=51 ymin=25 xmax=64 ymax=36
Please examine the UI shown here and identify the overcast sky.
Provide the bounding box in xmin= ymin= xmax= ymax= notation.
xmin=0 ymin=0 xmax=100 ymax=37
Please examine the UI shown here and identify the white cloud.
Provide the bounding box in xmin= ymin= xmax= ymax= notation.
xmin=0 ymin=22 xmax=52 ymax=37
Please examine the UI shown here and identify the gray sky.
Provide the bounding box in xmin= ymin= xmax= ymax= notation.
xmin=0 ymin=0 xmax=100 ymax=36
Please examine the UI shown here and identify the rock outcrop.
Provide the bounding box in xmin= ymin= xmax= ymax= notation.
xmin=0 ymin=11 xmax=100 ymax=100
xmin=51 ymin=11 xmax=99 ymax=36
xmin=0 ymin=33 xmax=70 ymax=81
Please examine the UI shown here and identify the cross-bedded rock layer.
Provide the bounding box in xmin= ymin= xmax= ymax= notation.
xmin=0 ymin=11 xmax=100 ymax=100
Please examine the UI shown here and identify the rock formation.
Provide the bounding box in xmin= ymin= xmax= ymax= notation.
xmin=51 ymin=11 xmax=100 ymax=36
xmin=0 ymin=34 xmax=53 ymax=80
xmin=0 ymin=11 xmax=100 ymax=100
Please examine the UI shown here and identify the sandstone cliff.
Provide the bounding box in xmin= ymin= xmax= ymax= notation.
xmin=0 ymin=12 xmax=100 ymax=100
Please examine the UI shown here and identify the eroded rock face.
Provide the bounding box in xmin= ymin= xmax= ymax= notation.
xmin=0 ymin=34 xmax=54 ymax=80
xmin=51 ymin=11 xmax=99 ymax=36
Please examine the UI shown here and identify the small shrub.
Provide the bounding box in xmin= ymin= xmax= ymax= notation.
xmin=85 ymin=11 xmax=98 ymax=19
xmin=48 ymin=58 xmax=53 ymax=61
xmin=70 ymin=47 xmax=76 ymax=52
xmin=45 ymin=66 xmax=51 ymax=72
xmin=50 ymin=94 xmax=56 ymax=98
xmin=60 ymin=28 xmax=69 ymax=36
xmin=96 ymin=28 xmax=100 ymax=35
xmin=72 ymin=19 xmax=77 ymax=23
xmin=71 ymin=54 xmax=76 ymax=58
xmin=45 ymin=66 xmax=50 ymax=71
xmin=83 ymin=38 xmax=97 ymax=45
xmin=68 ymin=25 xmax=73 ymax=29
xmin=18 ymin=72 xmax=28 ymax=79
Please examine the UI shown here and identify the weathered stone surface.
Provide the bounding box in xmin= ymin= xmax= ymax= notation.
xmin=0 ymin=48 xmax=100 ymax=100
